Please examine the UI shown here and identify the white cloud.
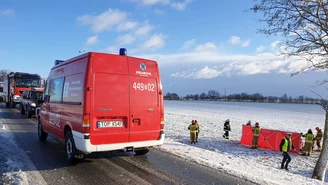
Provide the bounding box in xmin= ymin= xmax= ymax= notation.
xmin=128 ymin=0 xmax=192 ymax=10
xmin=229 ymin=36 xmax=241 ymax=45
xmin=181 ymin=39 xmax=196 ymax=50
xmin=241 ymin=39 xmax=251 ymax=47
xmin=171 ymin=0 xmax=192 ymax=10
xmin=117 ymin=21 xmax=139 ymax=31
xmin=135 ymin=45 xmax=309 ymax=77
xmin=271 ymin=41 xmax=280 ymax=48
xmin=171 ymin=66 xmax=220 ymax=79
xmin=142 ymin=33 xmax=166 ymax=51
xmin=85 ymin=35 xmax=98 ymax=45
xmin=129 ymin=0 xmax=171 ymax=5
xmin=0 ymin=9 xmax=15 ymax=16
xmin=116 ymin=34 xmax=136 ymax=46
xmin=229 ymin=36 xmax=251 ymax=47
xmin=194 ymin=66 xmax=221 ymax=79
xmin=256 ymin=45 xmax=266 ymax=53
xmin=77 ymin=9 xmax=127 ymax=33
xmin=135 ymin=24 xmax=155 ymax=36
xmin=194 ymin=42 xmax=217 ymax=52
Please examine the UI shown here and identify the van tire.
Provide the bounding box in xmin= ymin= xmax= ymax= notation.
xmin=10 ymin=101 xmax=15 ymax=108
xmin=26 ymin=106 xmax=32 ymax=118
xmin=5 ymin=102 xmax=9 ymax=107
xmin=65 ymin=131 xmax=77 ymax=164
xmin=135 ymin=148 xmax=150 ymax=155
xmin=38 ymin=120 xmax=48 ymax=141
xmin=20 ymin=104 xmax=25 ymax=115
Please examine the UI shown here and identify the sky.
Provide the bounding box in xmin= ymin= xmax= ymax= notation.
xmin=1 ymin=100 xmax=328 ymax=185
xmin=0 ymin=0 xmax=327 ymax=98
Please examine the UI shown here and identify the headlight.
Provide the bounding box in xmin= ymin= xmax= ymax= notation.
xmin=31 ymin=103 xmax=36 ymax=107
xmin=13 ymin=95 xmax=20 ymax=100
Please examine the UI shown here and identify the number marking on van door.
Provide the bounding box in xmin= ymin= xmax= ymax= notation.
xmin=132 ymin=82 xmax=155 ymax=91
xmin=97 ymin=120 xmax=123 ymax=128
xmin=49 ymin=112 xmax=60 ymax=128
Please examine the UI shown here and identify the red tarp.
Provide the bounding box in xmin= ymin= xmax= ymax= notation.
xmin=240 ymin=125 xmax=301 ymax=154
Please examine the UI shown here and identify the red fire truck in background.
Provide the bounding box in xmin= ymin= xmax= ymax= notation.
xmin=2 ymin=72 xmax=42 ymax=108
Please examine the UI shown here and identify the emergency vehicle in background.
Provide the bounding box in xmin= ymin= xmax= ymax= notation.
xmin=37 ymin=48 xmax=165 ymax=163
xmin=2 ymin=72 xmax=42 ymax=108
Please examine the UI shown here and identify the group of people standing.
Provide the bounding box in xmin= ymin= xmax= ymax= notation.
xmin=187 ymin=119 xmax=324 ymax=172
xmin=300 ymin=127 xmax=323 ymax=156
xmin=187 ymin=120 xmax=200 ymax=144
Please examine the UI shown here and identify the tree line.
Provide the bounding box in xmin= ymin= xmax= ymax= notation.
xmin=165 ymin=90 xmax=320 ymax=104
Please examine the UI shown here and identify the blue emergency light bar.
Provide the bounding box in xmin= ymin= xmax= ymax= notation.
xmin=54 ymin=60 xmax=65 ymax=65
xmin=119 ymin=48 xmax=127 ymax=56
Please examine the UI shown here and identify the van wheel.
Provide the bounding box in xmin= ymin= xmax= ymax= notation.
xmin=20 ymin=104 xmax=25 ymax=115
xmin=5 ymin=102 xmax=9 ymax=107
xmin=38 ymin=120 xmax=48 ymax=141
xmin=10 ymin=101 xmax=15 ymax=108
xmin=65 ymin=131 xmax=77 ymax=164
xmin=135 ymin=148 xmax=150 ymax=155
xmin=26 ymin=106 xmax=32 ymax=118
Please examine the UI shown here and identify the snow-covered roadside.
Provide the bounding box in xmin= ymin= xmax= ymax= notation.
xmin=0 ymin=122 xmax=46 ymax=185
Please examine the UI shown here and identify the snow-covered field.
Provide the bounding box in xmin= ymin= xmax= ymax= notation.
xmin=1 ymin=100 xmax=327 ymax=185
xmin=161 ymin=100 xmax=327 ymax=185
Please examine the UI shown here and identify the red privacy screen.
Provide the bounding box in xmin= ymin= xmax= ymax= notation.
xmin=240 ymin=125 xmax=301 ymax=154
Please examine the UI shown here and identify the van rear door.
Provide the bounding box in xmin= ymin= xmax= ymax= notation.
xmin=128 ymin=57 xmax=161 ymax=142
xmin=90 ymin=54 xmax=130 ymax=145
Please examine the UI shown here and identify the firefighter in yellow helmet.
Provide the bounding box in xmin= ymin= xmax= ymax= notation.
xmin=251 ymin=122 xmax=261 ymax=149
xmin=302 ymin=129 xmax=314 ymax=156
xmin=188 ymin=120 xmax=198 ymax=144
xmin=314 ymin=127 xmax=323 ymax=151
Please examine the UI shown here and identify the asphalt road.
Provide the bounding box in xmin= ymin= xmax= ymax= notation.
xmin=0 ymin=103 xmax=257 ymax=185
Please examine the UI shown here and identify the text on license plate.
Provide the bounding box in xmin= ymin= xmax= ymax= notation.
xmin=97 ymin=121 xmax=123 ymax=128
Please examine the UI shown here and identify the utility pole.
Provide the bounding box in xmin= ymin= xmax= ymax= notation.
xmin=224 ymin=88 xmax=226 ymax=101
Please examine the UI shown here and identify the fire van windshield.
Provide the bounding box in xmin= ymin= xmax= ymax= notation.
xmin=16 ymin=78 xmax=41 ymax=88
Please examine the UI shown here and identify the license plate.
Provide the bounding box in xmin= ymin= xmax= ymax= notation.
xmin=97 ymin=121 xmax=123 ymax=128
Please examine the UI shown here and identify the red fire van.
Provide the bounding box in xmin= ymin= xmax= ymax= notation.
xmin=37 ymin=49 xmax=165 ymax=163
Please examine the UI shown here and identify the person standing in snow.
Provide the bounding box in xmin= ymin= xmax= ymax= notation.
xmin=188 ymin=120 xmax=198 ymax=144
xmin=222 ymin=119 xmax=231 ymax=140
xmin=251 ymin=122 xmax=261 ymax=149
xmin=314 ymin=127 xmax=323 ymax=151
xmin=280 ymin=133 xmax=294 ymax=171
xmin=301 ymin=129 xmax=314 ymax=156
xmin=195 ymin=120 xmax=200 ymax=143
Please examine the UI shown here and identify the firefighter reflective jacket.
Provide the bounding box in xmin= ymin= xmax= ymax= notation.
xmin=280 ymin=137 xmax=293 ymax=152
xmin=195 ymin=123 xmax=200 ymax=133
xmin=316 ymin=130 xmax=323 ymax=141
xmin=302 ymin=133 xmax=314 ymax=144
xmin=253 ymin=126 xmax=261 ymax=136
xmin=188 ymin=124 xmax=198 ymax=132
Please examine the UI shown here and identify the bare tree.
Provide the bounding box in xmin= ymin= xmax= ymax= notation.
xmin=0 ymin=69 xmax=11 ymax=81
xmin=250 ymin=0 xmax=328 ymax=181
xmin=207 ymin=90 xmax=220 ymax=100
